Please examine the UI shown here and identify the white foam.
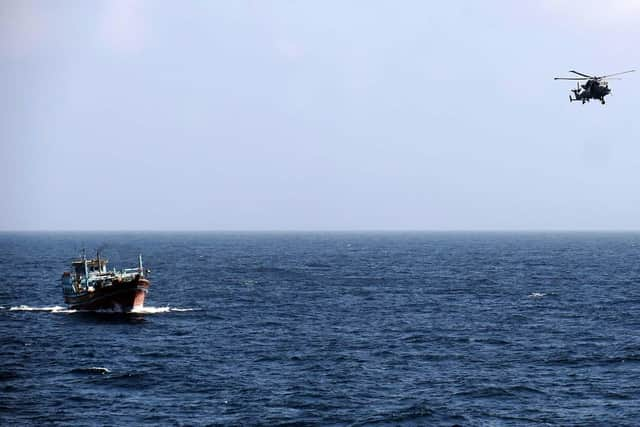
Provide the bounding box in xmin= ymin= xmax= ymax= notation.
xmin=131 ymin=306 xmax=196 ymax=314
xmin=10 ymin=305 xmax=77 ymax=313
xmin=9 ymin=305 xmax=195 ymax=314
xmin=528 ymin=292 xmax=547 ymax=298
xmin=131 ymin=306 xmax=171 ymax=314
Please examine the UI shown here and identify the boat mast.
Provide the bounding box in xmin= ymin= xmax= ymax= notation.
xmin=83 ymin=249 xmax=89 ymax=288
xmin=138 ymin=254 xmax=144 ymax=278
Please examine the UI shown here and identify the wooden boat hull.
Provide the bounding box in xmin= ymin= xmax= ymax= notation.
xmin=64 ymin=278 xmax=150 ymax=312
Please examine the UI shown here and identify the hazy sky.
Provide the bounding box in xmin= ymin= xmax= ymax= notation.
xmin=2 ymin=0 xmax=640 ymax=230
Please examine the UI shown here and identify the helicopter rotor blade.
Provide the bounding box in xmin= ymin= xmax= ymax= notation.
xmin=554 ymin=77 xmax=588 ymax=80
xmin=597 ymin=70 xmax=635 ymax=79
xmin=569 ymin=70 xmax=594 ymax=78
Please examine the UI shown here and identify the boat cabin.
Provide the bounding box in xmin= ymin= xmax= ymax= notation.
xmin=72 ymin=258 xmax=108 ymax=276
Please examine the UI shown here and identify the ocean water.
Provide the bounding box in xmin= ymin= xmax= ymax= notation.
xmin=1 ymin=232 xmax=640 ymax=426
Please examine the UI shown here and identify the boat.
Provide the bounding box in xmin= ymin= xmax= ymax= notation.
xmin=60 ymin=251 xmax=151 ymax=312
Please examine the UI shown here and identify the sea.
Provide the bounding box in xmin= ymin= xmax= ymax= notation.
xmin=1 ymin=232 xmax=640 ymax=426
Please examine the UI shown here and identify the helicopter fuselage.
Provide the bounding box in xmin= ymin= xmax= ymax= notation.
xmin=571 ymin=79 xmax=610 ymax=104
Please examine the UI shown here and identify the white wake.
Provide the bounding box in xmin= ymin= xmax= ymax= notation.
xmin=130 ymin=306 xmax=196 ymax=314
xmin=9 ymin=305 xmax=77 ymax=313
xmin=7 ymin=305 xmax=196 ymax=314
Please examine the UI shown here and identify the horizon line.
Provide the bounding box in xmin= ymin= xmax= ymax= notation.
xmin=4 ymin=229 xmax=640 ymax=233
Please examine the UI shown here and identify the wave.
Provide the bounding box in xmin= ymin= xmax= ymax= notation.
xmin=454 ymin=385 xmax=546 ymax=398
xmin=528 ymin=292 xmax=547 ymax=298
xmin=305 ymin=262 xmax=331 ymax=269
xmin=71 ymin=367 xmax=111 ymax=375
xmin=357 ymin=402 xmax=434 ymax=425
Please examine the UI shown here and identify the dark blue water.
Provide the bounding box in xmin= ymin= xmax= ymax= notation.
xmin=2 ymin=232 xmax=640 ymax=426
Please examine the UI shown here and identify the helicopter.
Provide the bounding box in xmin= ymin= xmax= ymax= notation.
xmin=554 ymin=70 xmax=635 ymax=104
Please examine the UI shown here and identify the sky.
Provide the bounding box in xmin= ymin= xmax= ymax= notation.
xmin=2 ymin=0 xmax=640 ymax=231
